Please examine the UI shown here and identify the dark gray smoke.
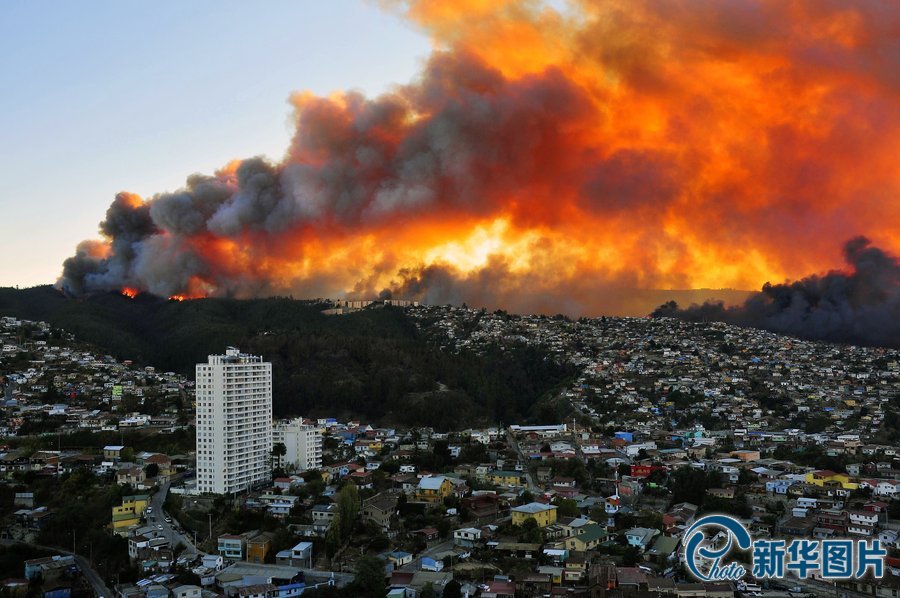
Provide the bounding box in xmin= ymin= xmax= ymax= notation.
xmin=56 ymin=52 xmax=597 ymax=299
xmin=652 ymin=237 xmax=900 ymax=347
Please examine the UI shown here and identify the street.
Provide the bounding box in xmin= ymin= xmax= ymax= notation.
xmin=147 ymin=480 xmax=202 ymax=557
xmin=1 ymin=539 xmax=112 ymax=598
xmin=506 ymin=430 xmax=540 ymax=492
xmin=399 ymin=538 xmax=456 ymax=572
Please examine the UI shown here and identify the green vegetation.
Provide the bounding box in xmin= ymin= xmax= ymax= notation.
xmin=0 ymin=286 xmax=575 ymax=427
xmin=11 ymin=469 xmax=139 ymax=582
xmin=6 ymin=428 xmax=195 ymax=456
xmin=351 ymin=555 xmax=387 ymax=598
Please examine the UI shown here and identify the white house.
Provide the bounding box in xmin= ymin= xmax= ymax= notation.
xmin=453 ymin=527 xmax=482 ymax=548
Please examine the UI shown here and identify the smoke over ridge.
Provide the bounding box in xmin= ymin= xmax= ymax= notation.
xmin=653 ymin=237 xmax=900 ymax=347
xmin=59 ymin=1 xmax=900 ymax=327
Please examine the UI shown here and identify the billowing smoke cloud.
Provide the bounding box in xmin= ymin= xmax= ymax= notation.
xmin=58 ymin=1 xmax=900 ymax=322
xmin=653 ymin=237 xmax=900 ymax=347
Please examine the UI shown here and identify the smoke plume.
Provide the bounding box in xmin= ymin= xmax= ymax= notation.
xmin=58 ymin=1 xmax=900 ymax=323
xmin=653 ymin=237 xmax=900 ymax=347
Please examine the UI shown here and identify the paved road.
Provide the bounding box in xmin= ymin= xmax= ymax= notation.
xmin=147 ymin=480 xmax=202 ymax=557
xmin=779 ymin=577 xmax=871 ymax=598
xmin=297 ymin=568 xmax=354 ymax=586
xmin=506 ymin=430 xmax=540 ymax=492
xmin=73 ymin=553 xmax=112 ymax=598
xmin=1 ymin=539 xmax=112 ymax=597
xmin=399 ymin=538 xmax=457 ymax=572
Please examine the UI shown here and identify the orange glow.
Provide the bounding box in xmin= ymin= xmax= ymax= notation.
xmin=64 ymin=1 xmax=900 ymax=316
xmin=121 ymin=288 xmax=138 ymax=299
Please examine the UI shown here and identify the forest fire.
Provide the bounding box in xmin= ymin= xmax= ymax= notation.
xmin=121 ymin=288 xmax=138 ymax=299
xmin=58 ymin=1 xmax=900 ymax=318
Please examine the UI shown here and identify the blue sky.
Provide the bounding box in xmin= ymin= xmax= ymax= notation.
xmin=0 ymin=0 xmax=430 ymax=287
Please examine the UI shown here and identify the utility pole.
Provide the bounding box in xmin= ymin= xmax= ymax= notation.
xmin=208 ymin=512 xmax=213 ymax=541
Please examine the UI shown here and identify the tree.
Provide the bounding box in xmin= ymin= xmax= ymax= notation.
xmin=622 ymin=546 xmax=643 ymax=566
xmin=325 ymin=514 xmax=342 ymax=559
xmin=353 ymin=555 xmax=387 ymax=598
xmin=518 ymin=518 xmax=544 ymax=544
xmin=668 ymin=467 xmax=714 ymax=507
xmin=555 ymin=498 xmax=580 ymax=518
xmin=437 ymin=518 xmax=451 ymax=539
xmin=336 ymin=484 xmax=359 ymax=540
xmin=443 ymin=580 xmax=462 ymax=598
xmin=646 ymin=468 xmax=667 ymax=485
xmin=144 ymin=463 xmax=159 ymax=478
xmin=432 ymin=440 xmax=452 ymax=470
xmin=272 ymin=442 xmax=287 ymax=469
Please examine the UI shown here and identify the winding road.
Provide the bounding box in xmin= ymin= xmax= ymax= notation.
xmin=0 ymin=539 xmax=112 ymax=598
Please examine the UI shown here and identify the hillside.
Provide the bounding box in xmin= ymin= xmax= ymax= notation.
xmin=0 ymin=286 xmax=575 ymax=427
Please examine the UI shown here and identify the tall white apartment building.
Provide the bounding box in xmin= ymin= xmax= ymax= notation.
xmin=273 ymin=418 xmax=323 ymax=471
xmin=195 ymin=347 xmax=272 ymax=494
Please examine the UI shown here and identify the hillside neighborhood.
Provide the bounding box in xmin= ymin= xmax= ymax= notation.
xmin=2 ymin=305 xmax=900 ymax=597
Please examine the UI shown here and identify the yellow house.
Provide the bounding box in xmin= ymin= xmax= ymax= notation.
xmin=111 ymin=494 xmax=150 ymax=532
xmin=805 ymin=470 xmax=858 ymax=490
xmin=543 ymin=568 xmax=563 ymax=584
xmin=564 ymin=524 xmax=607 ymax=551
xmin=511 ymin=502 xmax=558 ymax=527
xmin=415 ymin=476 xmax=453 ymax=503
xmin=355 ymin=439 xmax=382 ymax=454
xmin=487 ymin=470 xmax=525 ymax=487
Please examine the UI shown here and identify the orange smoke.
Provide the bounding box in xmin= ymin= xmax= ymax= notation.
xmin=61 ymin=0 xmax=900 ymax=316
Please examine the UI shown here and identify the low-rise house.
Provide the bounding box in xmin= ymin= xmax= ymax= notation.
xmin=805 ymin=470 xmax=858 ymax=490
xmin=482 ymin=579 xmax=516 ymax=598
xmin=765 ymin=480 xmax=795 ymax=494
xmin=562 ymin=523 xmax=607 ymax=551
xmin=111 ymin=495 xmax=150 ymax=533
xmin=454 ymin=527 xmax=482 ymax=548
xmin=361 ymin=491 xmax=399 ymax=532
xmin=781 ymin=516 xmax=815 ymax=537
xmin=646 ymin=535 xmax=680 ymax=567
xmin=276 ymin=541 xmax=313 ymax=568
xmin=625 ymin=527 xmax=660 ymax=551
xmin=415 ymin=476 xmax=453 ymax=503
xmin=247 ymin=532 xmax=273 ymax=564
xmin=311 ymin=504 xmax=338 ymax=526
xmin=420 ymin=557 xmax=443 ymax=572
xmin=172 ymin=585 xmax=202 ymax=598
xmin=462 ymin=493 xmax=501 ymax=523
xmin=385 ymin=551 xmax=413 ymax=569
xmin=219 ymin=534 xmax=249 ymax=560
xmin=815 ymin=509 xmax=848 ymax=534
xmin=24 ymin=555 xmax=76 ymax=583
xmin=487 ymin=470 xmax=525 ymax=487
xmin=103 ymin=445 xmax=126 ymax=461
xmin=663 ymin=502 xmax=698 ymax=529
xmin=117 ymin=466 xmax=146 ymax=487
xmin=202 ymin=554 xmax=224 ymax=571
xmin=511 ymin=502 xmax=558 ymax=528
